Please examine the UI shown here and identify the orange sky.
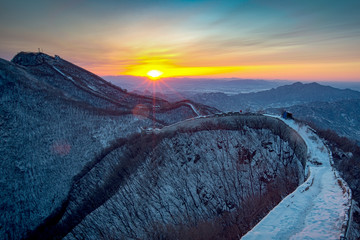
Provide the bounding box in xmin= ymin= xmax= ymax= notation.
xmin=1 ymin=0 xmax=359 ymax=81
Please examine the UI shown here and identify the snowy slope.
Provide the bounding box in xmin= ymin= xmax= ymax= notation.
xmin=242 ymin=116 xmax=352 ymax=239
xmin=24 ymin=114 xmax=306 ymax=239
xmin=1 ymin=53 xmax=218 ymax=239
xmin=61 ymin=116 xmax=306 ymax=239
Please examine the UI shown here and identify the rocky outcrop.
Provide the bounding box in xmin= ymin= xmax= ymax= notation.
xmin=11 ymin=52 xmax=52 ymax=66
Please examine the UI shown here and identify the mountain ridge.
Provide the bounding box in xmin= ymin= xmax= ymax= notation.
xmin=27 ymin=114 xmax=307 ymax=239
xmin=189 ymin=81 xmax=360 ymax=112
xmin=0 ymin=52 xmax=217 ymax=239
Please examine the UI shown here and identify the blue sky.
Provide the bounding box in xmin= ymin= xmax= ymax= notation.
xmin=1 ymin=0 xmax=359 ymax=80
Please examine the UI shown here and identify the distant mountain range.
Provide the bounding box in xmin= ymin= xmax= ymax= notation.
xmin=104 ymin=75 xmax=289 ymax=95
xmin=188 ymin=82 xmax=360 ymax=112
xmin=186 ymin=82 xmax=360 ymax=143
xmin=105 ymin=75 xmax=360 ymax=102
xmin=267 ymin=99 xmax=360 ymax=144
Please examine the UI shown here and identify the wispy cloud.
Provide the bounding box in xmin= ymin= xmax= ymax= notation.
xmin=1 ymin=0 xmax=359 ymax=80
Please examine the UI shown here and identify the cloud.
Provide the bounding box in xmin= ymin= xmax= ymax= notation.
xmin=1 ymin=0 xmax=359 ymax=80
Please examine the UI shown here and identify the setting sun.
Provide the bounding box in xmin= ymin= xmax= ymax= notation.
xmin=147 ymin=70 xmax=163 ymax=79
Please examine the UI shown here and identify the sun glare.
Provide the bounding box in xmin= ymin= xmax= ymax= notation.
xmin=147 ymin=69 xmax=163 ymax=79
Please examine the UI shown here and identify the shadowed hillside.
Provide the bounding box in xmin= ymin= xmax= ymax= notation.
xmin=25 ymin=114 xmax=307 ymax=239
xmin=0 ymin=52 xmax=217 ymax=239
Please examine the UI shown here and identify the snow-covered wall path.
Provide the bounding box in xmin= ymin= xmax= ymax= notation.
xmin=185 ymin=102 xmax=202 ymax=117
xmin=242 ymin=116 xmax=352 ymax=240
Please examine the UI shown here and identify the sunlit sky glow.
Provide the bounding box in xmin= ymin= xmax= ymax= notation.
xmin=1 ymin=0 xmax=360 ymax=81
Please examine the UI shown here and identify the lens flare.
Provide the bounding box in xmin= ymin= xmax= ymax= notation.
xmin=147 ymin=70 xmax=163 ymax=79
